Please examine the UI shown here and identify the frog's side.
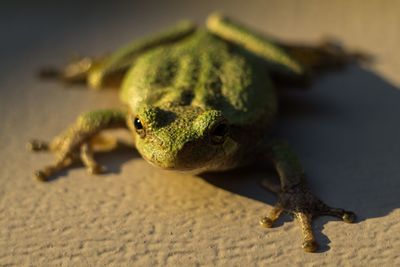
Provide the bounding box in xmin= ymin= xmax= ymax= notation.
xmin=31 ymin=14 xmax=360 ymax=252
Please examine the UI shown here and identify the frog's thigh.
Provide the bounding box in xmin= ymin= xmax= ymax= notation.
xmin=88 ymin=21 xmax=197 ymax=89
xmin=206 ymin=13 xmax=304 ymax=77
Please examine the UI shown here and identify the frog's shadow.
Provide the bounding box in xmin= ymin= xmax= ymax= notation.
xmin=201 ymin=65 xmax=400 ymax=252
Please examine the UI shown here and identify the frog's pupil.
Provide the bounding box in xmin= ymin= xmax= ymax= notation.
xmin=212 ymin=123 xmax=228 ymax=137
xmin=134 ymin=118 xmax=143 ymax=130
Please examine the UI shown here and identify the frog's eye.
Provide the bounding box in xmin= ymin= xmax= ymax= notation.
xmin=134 ymin=117 xmax=143 ymax=129
xmin=210 ymin=121 xmax=229 ymax=145
xmin=133 ymin=116 xmax=146 ymax=138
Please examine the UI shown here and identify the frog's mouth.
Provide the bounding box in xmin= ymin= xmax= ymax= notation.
xmin=137 ymin=130 xmax=237 ymax=173
xmin=138 ymin=138 xmax=223 ymax=172
xmin=143 ymin=156 xmax=210 ymax=175
xmin=141 ymin=152 xmax=210 ymax=172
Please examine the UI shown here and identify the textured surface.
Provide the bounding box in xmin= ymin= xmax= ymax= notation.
xmin=1 ymin=1 xmax=400 ymax=266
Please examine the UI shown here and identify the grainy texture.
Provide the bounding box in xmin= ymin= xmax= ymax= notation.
xmin=1 ymin=0 xmax=400 ymax=266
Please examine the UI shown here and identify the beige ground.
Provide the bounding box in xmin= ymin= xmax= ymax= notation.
xmin=1 ymin=1 xmax=400 ymax=266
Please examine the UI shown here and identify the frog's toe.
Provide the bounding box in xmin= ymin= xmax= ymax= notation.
xmin=80 ymin=143 xmax=106 ymax=175
xmin=34 ymin=169 xmax=49 ymax=182
xmin=28 ymin=139 xmax=49 ymax=152
xmin=259 ymin=216 xmax=274 ymax=228
xmin=265 ymin=183 xmax=356 ymax=252
xmin=33 ymin=157 xmax=74 ymax=182
xmin=260 ymin=205 xmax=284 ymax=228
xmin=320 ymin=207 xmax=357 ymax=223
xmin=302 ymin=240 xmax=318 ymax=253
xmin=342 ymin=211 xmax=356 ymax=223
xmin=87 ymin=164 xmax=106 ymax=175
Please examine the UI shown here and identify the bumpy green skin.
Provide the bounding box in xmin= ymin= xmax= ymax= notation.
xmin=77 ymin=110 xmax=126 ymax=131
xmin=88 ymin=21 xmax=197 ymax=89
xmin=206 ymin=14 xmax=304 ymax=76
xmin=120 ymin=27 xmax=278 ymax=171
xmin=31 ymin=13 xmax=357 ymax=252
xmin=121 ymin=29 xmax=277 ymax=125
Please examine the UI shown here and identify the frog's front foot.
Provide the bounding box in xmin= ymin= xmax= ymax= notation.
xmin=28 ymin=110 xmax=126 ymax=181
xmin=28 ymin=138 xmax=106 ymax=182
xmin=260 ymin=181 xmax=356 ymax=252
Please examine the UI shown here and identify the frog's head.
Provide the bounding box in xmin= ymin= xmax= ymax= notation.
xmin=128 ymin=104 xmax=237 ymax=172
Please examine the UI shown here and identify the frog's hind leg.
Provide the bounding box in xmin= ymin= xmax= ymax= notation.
xmin=271 ymin=39 xmax=371 ymax=88
xmin=39 ymin=56 xmax=118 ymax=88
xmin=278 ymin=39 xmax=371 ymax=73
xmin=281 ymin=39 xmax=372 ymax=89
xmin=40 ymin=21 xmax=196 ymax=90
xmin=206 ymin=13 xmax=370 ymax=88
xmin=39 ymin=53 xmax=133 ymax=90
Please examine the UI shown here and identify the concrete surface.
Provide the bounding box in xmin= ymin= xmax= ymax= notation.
xmin=1 ymin=1 xmax=399 ymax=266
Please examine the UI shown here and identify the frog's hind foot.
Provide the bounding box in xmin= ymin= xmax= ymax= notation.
xmin=39 ymin=56 xmax=95 ymax=85
xmin=260 ymin=183 xmax=356 ymax=252
xmin=27 ymin=139 xmax=49 ymax=152
xmin=315 ymin=38 xmax=372 ymax=67
xmin=280 ymin=38 xmax=372 ymax=74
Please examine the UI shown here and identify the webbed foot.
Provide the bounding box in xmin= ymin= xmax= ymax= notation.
xmin=260 ymin=181 xmax=355 ymax=252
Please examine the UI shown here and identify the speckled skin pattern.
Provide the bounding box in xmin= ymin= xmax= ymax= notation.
xmin=30 ymin=13 xmax=357 ymax=252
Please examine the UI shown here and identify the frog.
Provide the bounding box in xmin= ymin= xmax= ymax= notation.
xmin=29 ymin=13 xmax=361 ymax=252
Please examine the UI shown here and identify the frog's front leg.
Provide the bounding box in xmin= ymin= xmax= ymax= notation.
xmin=28 ymin=109 xmax=127 ymax=181
xmin=258 ymin=139 xmax=356 ymax=252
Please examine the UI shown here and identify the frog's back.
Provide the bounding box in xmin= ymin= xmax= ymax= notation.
xmin=120 ymin=29 xmax=277 ymax=126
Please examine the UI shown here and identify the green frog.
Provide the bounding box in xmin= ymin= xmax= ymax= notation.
xmin=29 ymin=13 xmax=361 ymax=252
